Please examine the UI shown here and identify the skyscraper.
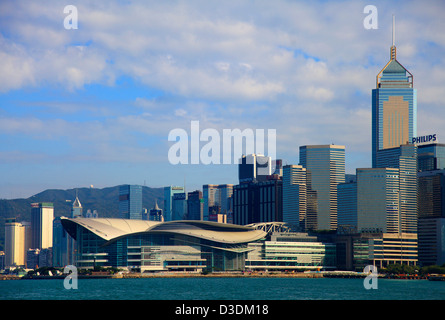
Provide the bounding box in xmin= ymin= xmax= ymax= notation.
xmin=299 ymin=145 xmax=345 ymax=230
xmin=4 ymin=218 xmax=26 ymax=267
xmin=119 ymin=185 xmax=143 ymax=220
xmin=31 ymin=202 xmax=54 ymax=250
xmin=357 ymin=168 xmax=400 ymax=233
xmin=203 ymin=184 xmax=218 ymax=221
xmin=164 ymin=186 xmax=184 ymax=222
xmin=376 ymin=144 xmax=418 ymax=234
xmin=71 ymin=191 xmax=83 ymax=218
xmin=238 ymin=154 xmax=272 ymax=183
xmin=372 ymin=17 xmax=417 ymax=167
xmin=187 ymin=190 xmax=203 ymax=220
xmin=282 ymin=165 xmax=307 ymax=230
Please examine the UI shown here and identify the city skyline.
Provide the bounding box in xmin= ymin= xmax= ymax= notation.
xmin=1 ymin=1 xmax=444 ymax=199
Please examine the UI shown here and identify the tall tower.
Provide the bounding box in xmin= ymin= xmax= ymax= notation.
xmin=119 ymin=185 xmax=143 ymax=220
xmin=4 ymin=219 xmax=26 ymax=267
xmin=283 ymin=165 xmax=307 ymax=230
xmin=372 ymin=16 xmax=417 ymax=167
xmin=299 ymin=145 xmax=345 ymax=230
xmin=31 ymin=202 xmax=54 ymax=250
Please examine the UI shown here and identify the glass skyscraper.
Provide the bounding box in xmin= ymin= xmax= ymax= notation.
xmin=119 ymin=185 xmax=143 ymax=220
xmin=299 ymin=145 xmax=345 ymax=231
xmin=372 ymin=34 xmax=417 ymax=167
xmin=164 ymin=186 xmax=185 ymax=222
xmin=282 ymin=164 xmax=307 ymax=230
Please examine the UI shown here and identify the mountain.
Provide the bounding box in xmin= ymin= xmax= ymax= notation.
xmin=0 ymin=185 xmax=164 ymax=251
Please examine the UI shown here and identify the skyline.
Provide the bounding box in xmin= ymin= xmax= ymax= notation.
xmin=1 ymin=1 xmax=445 ymax=199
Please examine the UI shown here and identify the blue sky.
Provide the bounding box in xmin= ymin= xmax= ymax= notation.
xmin=1 ymin=0 xmax=444 ymax=199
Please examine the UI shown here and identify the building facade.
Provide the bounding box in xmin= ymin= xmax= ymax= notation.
xmin=299 ymin=145 xmax=345 ymax=231
xmin=60 ymin=218 xmax=266 ymax=272
xmin=282 ymin=165 xmax=307 ymax=230
xmin=119 ymin=185 xmax=143 ymax=220
xmin=337 ymin=181 xmax=357 ymax=233
xmin=233 ymin=178 xmax=283 ymax=226
xmin=31 ymin=202 xmax=54 ymax=250
xmin=187 ymin=190 xmax=203 ymax=220
xmin=4 ymin=219 xmax=26 ymax=267
xmin=372 ymin=35 xmax=417 ymax=167
xmin=357 ymin=168 xmax=400 ymax=233
xmin=164 ymin=186 xmax=185 ymax=222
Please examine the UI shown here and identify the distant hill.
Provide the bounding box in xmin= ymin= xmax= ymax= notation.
xmin=0 ymin=185 xmax=164 ymax=251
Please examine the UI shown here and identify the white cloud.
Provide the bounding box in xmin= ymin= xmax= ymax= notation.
xmin=0 ymin=0 xmax=445 ymax=193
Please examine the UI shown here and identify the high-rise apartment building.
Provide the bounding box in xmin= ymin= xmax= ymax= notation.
xmin=119 ymin=185 xmax=143 ymax=220
xmin=164 ymin=186 xmax=185 ymax=222
xmin=299 ymin=145 xmax=345 ymax=230
xmin=372 ymin=20 xmax=417 ymax=167
xmin=31 ymin=202 xmax=54 ymax=250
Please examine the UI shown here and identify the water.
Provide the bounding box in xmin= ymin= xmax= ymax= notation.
xmin=1 ymin=277 xmax=445 ymax=300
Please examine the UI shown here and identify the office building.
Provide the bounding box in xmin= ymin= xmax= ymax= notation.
xmin=4 ymin=219 xmax=26 ymax=267
xmin=238 ymin=154 xmax=272 ymax=183
xmin=31 ymin=202 xmax=54 ymax=250
xmin=417 ymin=142 xmax=445 ymax=172
xmin=418 ymin=169 xmax=445 ymax=266
xmin=357 ymin=168 xmax=400 ymax=233
xmin=164 ymin=186 xmax=185 ymax=222
xmin=148 ymin=201 xmax=164 ymax=222
xmin=282 ymin=165 xmax=307 ymax=230
xmin=337 ymin=181 xmax=357 ymax=233
xmin=216 ymin=184 xmax=234 ymax=216
xmin=52 ymin=216 xmax=70 ymax=267
xmin=26 ymin=249 xmax=40 ymax=269
xmin=119 ymin=185 xmax=143 ymax=220
xmin=203 ymin=184 xmax=218 ymax=221
xmin=172 ymin=192 xmax=187 ymax=221
xmin=375 ymin=144 xmax=418 ymax=234
xmin=233 ymin=177 xmax=282 ymax=226
xmin=187 ymin=190 xmax=203 ymax=220
xmin=299 ymin=145 xmax=345 ymax=231
xmin=203 ymin=184 xmax=233 ymax=222
xmin=371 ymin=21 xmax=417 ymax=167
xmin=71 ymin=193 xmax=82 ymax=218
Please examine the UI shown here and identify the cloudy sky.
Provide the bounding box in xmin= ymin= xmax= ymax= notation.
xmin=0 ymin=0 xmax=444 ymax=199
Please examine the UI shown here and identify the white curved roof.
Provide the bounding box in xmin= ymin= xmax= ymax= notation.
xmin=61 ymin=218 xmax=266 ymax=244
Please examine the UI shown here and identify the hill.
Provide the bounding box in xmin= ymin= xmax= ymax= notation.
xmin=0 ymin=185 xmax=164 ymax=251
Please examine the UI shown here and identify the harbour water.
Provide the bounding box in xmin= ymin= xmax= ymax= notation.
xmin=1 ymin=277 xmax=444 ymax=300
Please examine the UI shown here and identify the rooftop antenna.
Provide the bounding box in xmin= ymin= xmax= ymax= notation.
xmin=392 ymin=15 xmax=395 ymax=47
xmin=391 ymin=15 xmax=396 ymax=60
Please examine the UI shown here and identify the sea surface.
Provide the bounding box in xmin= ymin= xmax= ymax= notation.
xmin=1 ymin=277 xmax=445 ymax=300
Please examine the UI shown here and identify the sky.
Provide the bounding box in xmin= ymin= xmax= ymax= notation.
xmin=0 ymin=0 xmax=444 ymax=199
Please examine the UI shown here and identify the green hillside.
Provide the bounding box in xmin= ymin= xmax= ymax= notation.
xmin=0 ymin=185 xmax=164 ymax=251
